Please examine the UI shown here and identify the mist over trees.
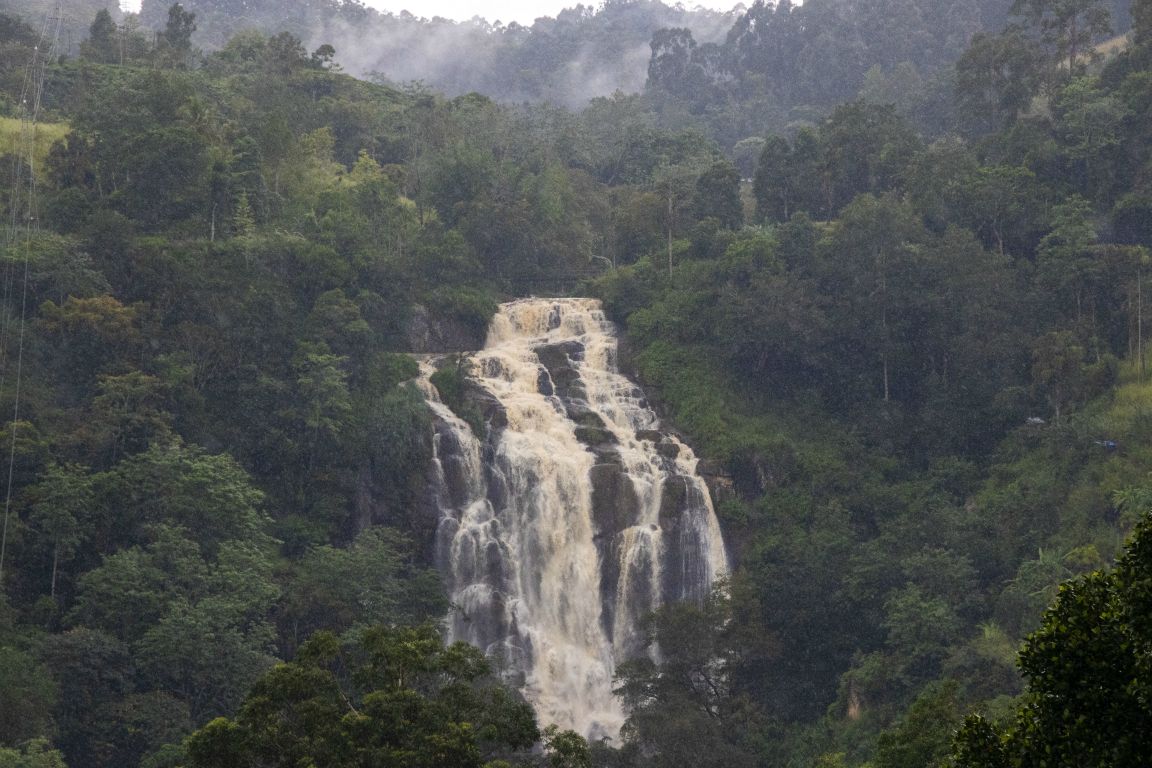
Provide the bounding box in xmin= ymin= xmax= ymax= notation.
xmin=135 ymin=0 xmax=739 ymax=106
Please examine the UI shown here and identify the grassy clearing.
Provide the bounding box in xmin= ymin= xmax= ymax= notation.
xmin=0 ymin=117 xmax=69 ymax=171
xmin=1094 ymin=32 xmax=1132 ymax=58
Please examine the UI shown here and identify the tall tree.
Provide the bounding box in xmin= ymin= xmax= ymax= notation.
xmin=82 ymin=9 xmax=118 ymax=64
xmin=753 ymin=135 xmax=797 ymax=223
xmin=955 ymin=28 xmax=1044 ymax=133
xmin=27 ymin=463 xmax=94 ymax=600
xmin=818 ymin=102 xmax=921 ymax=215
xmin=615 ymin=589 xmax=760 ymax=768
xmin=693 ymin=160 xmax=743 ymax=230
xmin=651 ymin=160 xmax=705 ymax=276
xmin=1012 ymin=0 xmax=1111 ymax=73
xmin=825 ymin=194 xmax=926 ymax=403
xmin=162 ymin=3 xmax=196 ymax=52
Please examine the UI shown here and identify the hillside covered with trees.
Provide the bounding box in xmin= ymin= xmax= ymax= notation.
xmin=1 ymin=0 xmax=1151 ymax=765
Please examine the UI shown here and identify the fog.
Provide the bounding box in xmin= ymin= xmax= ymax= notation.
xmin=137 ymin=0 xmax=741 ymax=107
xmin=312 ymin=3 xmax=739 ymax=106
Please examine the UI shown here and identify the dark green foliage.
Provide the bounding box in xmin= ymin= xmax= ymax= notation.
xmin=281 ymin=527 xmax=448 ymax=648
xmin=818 ymin=104 xmax=922 ymax=214
xmin=614 ymin=588 xmax=760 ymax=768
xmin=541 ymin=725 xmax=594 ymax=768
xmin=185 ymin=624 xmax=540 ymax=768
xmin=955 ymin=29 xmax=1044 ymax=134
xmin=429 ymin=358 xmax=484 ymax=436
xmin=0 ymin=738 xmax=67 ymax=768
xmin=99 ymin=441 xmax=269 ymax=552
xmin=752 ymin=105 xmax=920 ymax=223
xmin=38 ymin=627 xmax=134 ymax=763
xmin=161 ymin=4 xmax=196 ymax=52
xmin=80 ymin=10 xmax=118 ymax=64
xmin=1012 ymin=0 xmax=1112 ymax=73
xmin=427 ymin=287 xmax=498 ymax=342
xmin=692 ymin=160 xmax=743 ymax=230
xmin=753 ymin=132 xmax=821 ymax=223
xmin=0 ymin=646 xmax=57 ymax=746
xmin=0 ymin=3 xmax=1151 ymax=765
xmin=953 ymin=492 xmax=1152 ymax=766
xmin=873 ymin=681 xmax=964 ymax=768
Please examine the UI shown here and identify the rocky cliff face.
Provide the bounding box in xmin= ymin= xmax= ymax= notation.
xmin=405 ymin=303 xmax=488 ymax=353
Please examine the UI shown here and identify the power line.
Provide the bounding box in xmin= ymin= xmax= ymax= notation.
xmin=0 ymin=0 xmax=62 ymax=586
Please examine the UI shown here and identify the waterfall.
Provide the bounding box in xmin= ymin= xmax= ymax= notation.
xmin=420 ymin=298 xmax=729 ymax=739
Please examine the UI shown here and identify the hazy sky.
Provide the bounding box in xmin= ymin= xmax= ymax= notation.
xmin=120 ymin=0 xmax=735 ymax=25
xmin=366 ymin=1 xmax=574 ymax=24
xmin=364 ymin=1 xmax=736 ymax=25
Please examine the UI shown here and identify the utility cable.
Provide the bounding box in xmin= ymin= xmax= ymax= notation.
xmin=0 ymin=1 xmax=61 ymax=586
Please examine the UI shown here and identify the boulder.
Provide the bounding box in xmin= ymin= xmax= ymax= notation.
xmin=589 ymin=462 xmax=639 ymax=538
xmin=658 ymin=475 xmax=689 ymax=524
xmin=575 ymin=425 xmax=618 ymax=446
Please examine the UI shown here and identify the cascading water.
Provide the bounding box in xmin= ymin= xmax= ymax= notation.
xmin=420 ymin=298 xmax=728 ymax=739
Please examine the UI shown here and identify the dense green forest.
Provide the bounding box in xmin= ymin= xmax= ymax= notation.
xmin=2 ymin=0 xmax=1152 ymax=765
